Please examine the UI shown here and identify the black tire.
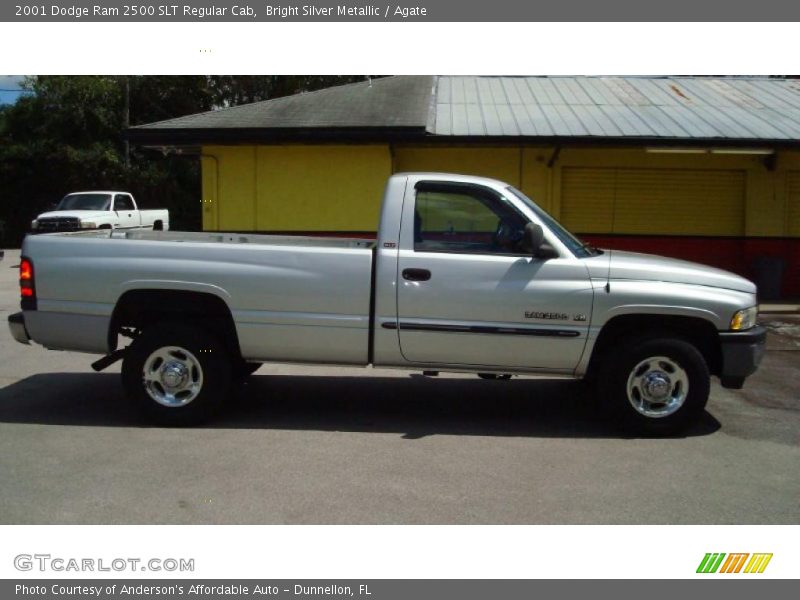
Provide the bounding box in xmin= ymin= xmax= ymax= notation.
xmin=598 ymin=335 xmax=710 ymax=436
xmin=478 ymin=373 xmax=512 ymax=380
xmin=121 ymin=322 xmax=231 ymax=426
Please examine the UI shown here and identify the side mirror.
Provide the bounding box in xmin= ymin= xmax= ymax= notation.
xmin=524 ymin=223 xmax=558 ymax=259
xmin=524 ymin=222 xmax=544 ymax=251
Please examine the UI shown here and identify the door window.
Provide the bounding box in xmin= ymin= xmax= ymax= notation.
xmin=114 ymin=194 xmax=135 ymax=211
xmin=413 ymin=184 xmax=528 ymax=255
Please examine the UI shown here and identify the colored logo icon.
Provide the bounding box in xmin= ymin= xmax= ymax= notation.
xmin=697 ymin=553 xmax=773 ymax=574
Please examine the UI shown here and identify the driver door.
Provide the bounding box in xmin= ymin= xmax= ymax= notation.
xmin=396 ymin=181 xmax=593 ymax=371
xmin=114 ymin=194 xmax=138 ymax=228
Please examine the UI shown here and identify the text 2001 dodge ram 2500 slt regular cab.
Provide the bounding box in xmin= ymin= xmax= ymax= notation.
xmin=8 ymin=173 xmax=766 ymax=434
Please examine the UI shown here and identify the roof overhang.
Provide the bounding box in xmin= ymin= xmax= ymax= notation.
xmin=126 ymin=126 xmax=429 ymax=146
xmin=129 ymin=130 xmax=797 ymax=152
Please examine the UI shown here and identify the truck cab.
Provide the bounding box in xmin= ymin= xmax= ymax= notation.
xmin=373 ymin=174 xmax=596 ymax=373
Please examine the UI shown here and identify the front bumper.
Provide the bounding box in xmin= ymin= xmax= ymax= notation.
xmin=8 ymin=312 xmax=31 ymax=345
xmin=718 ymin=324 xmax=767 ymax=389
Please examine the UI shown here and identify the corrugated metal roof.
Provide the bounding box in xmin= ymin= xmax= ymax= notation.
xmin=133 ymin=75 xmax=434 ymax=131
xmin=431 ymin=76 xmax=800 ymax=141
xmin=130 ymin=76 xmax=800 ymax=146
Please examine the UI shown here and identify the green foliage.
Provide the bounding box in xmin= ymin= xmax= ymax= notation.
xmin=0 ymin=75 xmax=373 ymax=246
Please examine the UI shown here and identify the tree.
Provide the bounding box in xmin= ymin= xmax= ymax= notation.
xmin=0 ymin=76 xmax=378 ymax=246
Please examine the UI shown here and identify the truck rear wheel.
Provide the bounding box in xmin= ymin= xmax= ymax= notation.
xmin=598 ymin=335 xmax=710 ymax=436
xmin=121 ymin=323 xmax=231 ymax=426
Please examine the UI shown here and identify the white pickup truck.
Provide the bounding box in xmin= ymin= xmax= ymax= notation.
xmin=8 ymin=173 xmax=766 ymax=434
xmin=31 ymin=191 xmax=169 ymax=233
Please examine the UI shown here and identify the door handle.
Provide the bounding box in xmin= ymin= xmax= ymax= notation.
xmin=402 ymin=268 xmax=431 ymax=281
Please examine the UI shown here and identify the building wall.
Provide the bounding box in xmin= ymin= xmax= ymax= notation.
xmin=201 ymin=143 xmax=800 ymax=297
xmin=201 ymin=144 xmax=391 ymax=232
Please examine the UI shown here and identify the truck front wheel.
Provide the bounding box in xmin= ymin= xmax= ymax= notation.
xmin=598 ymin=336 xmax=710 ymax=436
xmin=121 ymin=323 xmax=231 ymax=425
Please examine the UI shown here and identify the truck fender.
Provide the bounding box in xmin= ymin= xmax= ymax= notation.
xmin=108 ymin=282 xmax=236 ymax=353
xmin=595 ymin=304 xmax=721 ymax=329
xmin=117 ymin=280 xmax=233 ymax=301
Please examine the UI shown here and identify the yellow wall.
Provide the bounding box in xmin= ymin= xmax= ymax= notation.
xmin=554 ymin=147 xmax=786 ymax=237
xmin=201 ymin=143 xmax=800 ymax=238
xmin=200 ymin=155 xmax=219 ymax=230
xmin=393 ymin=146 xmax=521 ymax=185
xmin=216 ymin=146 xmax=256 ymax=231
xmin=202 ymin=145 xmax=391 ymax=232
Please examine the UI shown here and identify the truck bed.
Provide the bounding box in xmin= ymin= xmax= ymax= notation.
xmin=22 ymin=229 xmax=377 ymax=364
xmin=56 ymin=228 xmax=376 ymax=250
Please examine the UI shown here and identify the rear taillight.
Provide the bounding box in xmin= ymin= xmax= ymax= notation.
xmin=20 ymin=257 xmax=36 ymax=309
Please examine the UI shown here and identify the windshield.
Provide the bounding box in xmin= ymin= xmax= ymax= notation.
xmin=506 ymin=186 xmax=594 ymax=258
xmin=56 ymin=193 xmax=111 ymax=211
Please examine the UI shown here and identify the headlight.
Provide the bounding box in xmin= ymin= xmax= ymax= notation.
xmin=30 ymin=220 xmax=38 ymax=229
xmin=80 ymin=221 xmax=98 ymax=229
xmin=730 ymin=306 xmax=758 ymax=331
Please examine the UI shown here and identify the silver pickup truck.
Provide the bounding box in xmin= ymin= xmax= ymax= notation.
xmin=8 ymin=173 xmax=766 ymax=434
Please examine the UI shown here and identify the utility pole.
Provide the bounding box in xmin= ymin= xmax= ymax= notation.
xmin=123 ymin=76 xmax=130 ymax=168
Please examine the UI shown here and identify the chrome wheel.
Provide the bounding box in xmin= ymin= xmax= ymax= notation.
xmin=142 ymin=346 xmax=204 ymax=408
xmin=626 ymin=355 xmax=689 ymax=418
